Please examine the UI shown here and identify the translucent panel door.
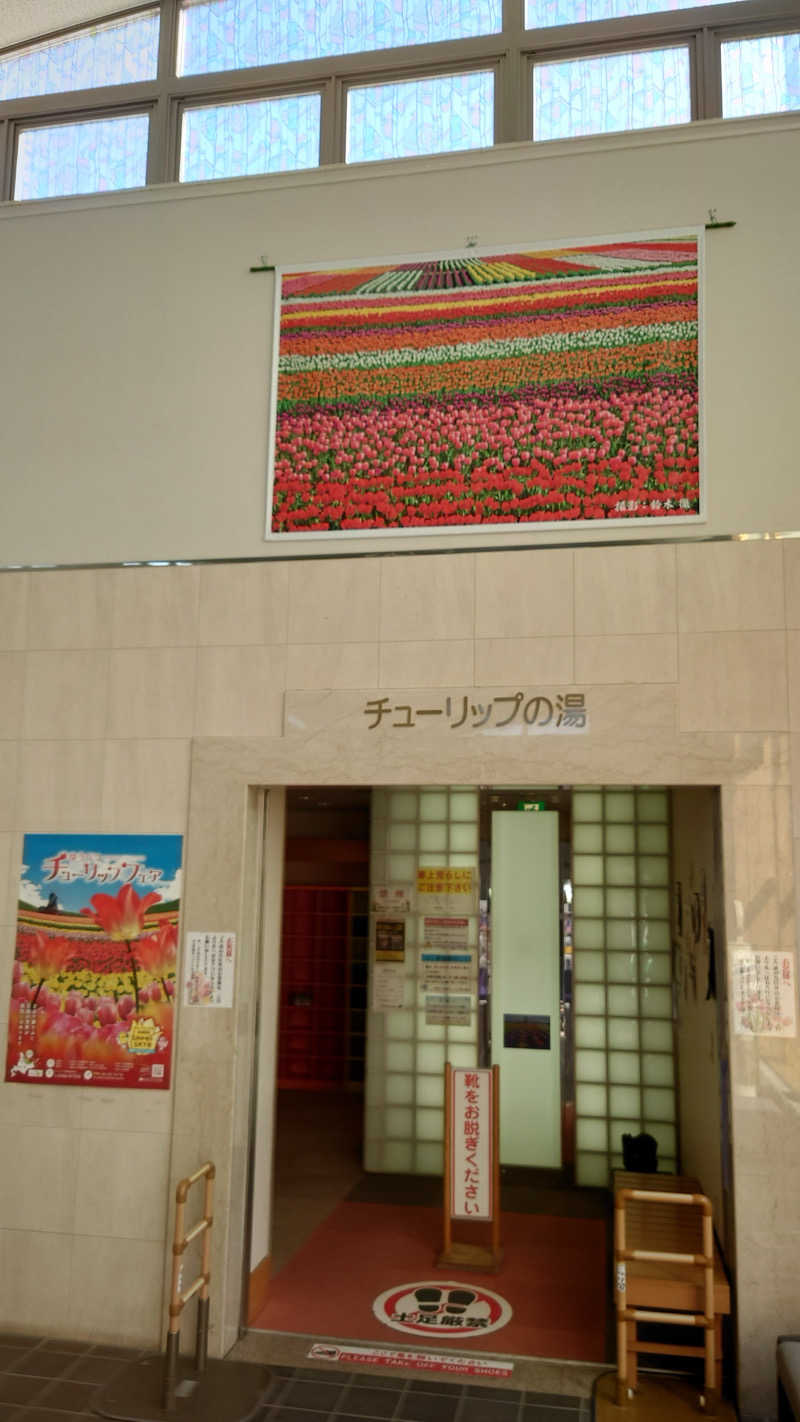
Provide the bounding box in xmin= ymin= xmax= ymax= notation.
xmin=572 ymin=787 xmax=675 ymax=1186
xmin=365 ymin=787 xmax=480 ymax=1175
xmin=490 ymin=811 xmax=561 ymax=1168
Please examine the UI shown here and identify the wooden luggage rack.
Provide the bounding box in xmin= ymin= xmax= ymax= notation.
xmin=164 ymin=1162 xmax=215 ymax=1411
xmin=614 ymin=1176 xmax=722 ymax=1415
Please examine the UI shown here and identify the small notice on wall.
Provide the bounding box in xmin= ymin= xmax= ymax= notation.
xmin=425 ymin=992 xmax=471 ymax=1026
xmin=417 ymin=867 xmax=476 ymax=917
xmin=733 ymin=949 xmax=796 ymax=1036
xmin=421 ymin=953 xmax=473 ymax=994
xmin=372 ymin=884 xmax=413 ymax=915
xmin=372 ymin=961 xmax=405 ymax=1011
xmin=423 ymin=917 xmax=468 ymax=951
xmin=375 ymin=919 xmax=406 ymax=963
xmin=184 ymin=932 xmax=236 ymax=1008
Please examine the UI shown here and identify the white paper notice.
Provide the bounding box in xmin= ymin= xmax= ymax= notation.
xmin=184 ymin=932 xmax=235 ymax=1008
xmin=733 ymin=948 xmax=797 ymax=1036
xmin=372 ymin=961 xmax=405 ymax=1010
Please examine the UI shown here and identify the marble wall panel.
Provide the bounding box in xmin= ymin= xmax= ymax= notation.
xmin=677 ymin=539 xmax=785 ymax=632
xmin=27 ymin=569 xmax=114 ymax=650
xmin=0 ymin=572 xmax=29 ymax=651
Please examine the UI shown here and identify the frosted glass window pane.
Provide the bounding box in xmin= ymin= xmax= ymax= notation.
xmin=576 ymin=1154 xmax=610 ymax=1186
xmin=446 ymin=1020 xmax=478 ymax=1043
xmin=363 ymin=1142 xmax=382 ymax=1170
xmin=385 ymin=1107 xmax=413 ymax=1136
xmin=417 ymin=1042 xmax=446 ymax=1072
xmin=607 ymin=856 xmax=636 ymax=886
xmin=364 ymin=1107 xmax=384 ymax=1137
xmin=372 ymin=789 xmax=388 ymax=816
xmin=606 ymin=824 xmax=635 ymax=853
xmin=385 ymin=1010 xmax=414 ymax=1037
xmin=450 ymin=824 xmax=478 ymax=852
xmin=605 ymin=792 xmax=636 ymax=823
xmin=527 ymin=0 xmax=751 ymax=25
xmin=640 ymin=954 xmax=670 ymax=985
xmin=575 ymin=1049 xmax=607 ymax=1082
xmin=611 ymin=1117 xmax=643 ymax=1140
xmin=386 ymin=1075 xmax=413 ymax=1104
xmin=573 ymin=792 xmax=603 ymax=821
xmin=641 ymin=985 xmax=672 ymax=1018
xmin=575 ymin=1017 xmax=606 ymax=1048
xmin=574 ymin=887 xmax=604 ymax=917
xmin=608 ymin=985 xmax=638 ymax=1017
xmin=575 ymin=984 xmax=605 ymax=1014
xmin=647 ymin=1123 xmax=676 ymax=1156
xmin=573 ymin=919 xmax=605 ymax=949
xmin=573 ymin=854 xmax=604 ymax=886
xmin=416 ymin=1142 xmax=444 ymax=1173
xmin=574 ymin=824 xmax=603 ymax=853
xmin=608 ymin=1018 xmax=639 ymax=1049
xmin=574 ymin=950 xmax=604 ymax=983
xmin=386 ymin=1042 xmax=414 ymax=1070
xmin=417 ymin=1013 xmax=445 ymax=1040
xmin=389 ymin=792 xmax=417 ymax=819
xmin=180 ymin=94 xmax=320 ymax=181
xmin=389 ymin=823 xmax=417 ymax=851
xmin=417 ymin=1075 xmax=444 ymax=1107
xmin=642 ymin=1054 xmax=674 ymax=1086
xmin=15 ymin=114 xmax=149 ymax=201
xmin=609 ymin=1051 xmax=640 ymax=1083
xmin=417 ymin=1108 xmax=444 ymax=1140
xmin=420 ymin=792 xmax=448 ymax=820
xmin=644 ymin=1087 xmax=675 ymax=1120
xmin=608 ymin=952 xmax=637 ymax=983
xmin=640 ymin=856 xmax=669 ymax=886
xmin=448 ymin=854 xmax=478 ymax=869
xmin=637 ymin=790 xmax=668 ymax=820
xmin=179 ymin=0 xmax=502 ymax=74
xmin=607 ymin=888 xmax=636 ymax=918
xmin=640 ymin=919 xmax=670 ymax=951
xmin=722 ymin=33 xmax=800 ymax=118
xmin=448 ymin=1044 xmax=479 ymax=1067
xmin=384 ymin=1141 xmax=414 ymax=1171
xmin=419 ymin=853 xmax=445 ymax=868
xmin=419 ymin=824 xmax=448 ymax=852
xmin=0 ymin=11 xmax=158 ymax=100
xmin=638 ymin=824 xmax=669 ymax=853
xmin=641 ymin=1020 xmax=672 ymax=1051
xmin=610 ymin=1085 xmax=641 ymax=1116
xmin=576 ymin=1119 xmax=608 ymax=1151
xmin=576 ymin=1083 xmax=607 ymax=1116
xmin=607 ymin=920 xmax=637 ymax=950
xmin=449 ymin=791 xmax=479 ymax=821
xmin=389 ymin=854 xmax=416 ymax=881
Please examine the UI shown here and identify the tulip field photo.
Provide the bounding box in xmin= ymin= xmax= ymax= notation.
xmin=268 ymin=234 xmax=701 ymax=536
xmin=5 ymin=834 xmax=181 ymax=1089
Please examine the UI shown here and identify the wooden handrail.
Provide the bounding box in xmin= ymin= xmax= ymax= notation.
xmin=163 ymin=1162 xmax=215 ymax=1411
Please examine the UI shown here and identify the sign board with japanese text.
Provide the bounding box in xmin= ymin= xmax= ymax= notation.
xmin=451 ymin=1068 xmax=494 ymax=1221
xmin=372 ymin=961 xmax=405 ymax=1010
xmin=372 ymin=884 xmax=414 ymax=915
xmin=5 ymin=834 xmax=181 ymax=1090
xmin=184 ymin=932 xmax=236 ymax=1008
xmin=417 ymin=867 xmax=477 ymax=917
xmin=267 ymin=233 xmax=702 ymax=542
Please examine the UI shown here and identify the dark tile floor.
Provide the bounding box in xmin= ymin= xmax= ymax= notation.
xmin=0 ymin=1337 xmax=592 ymax=1422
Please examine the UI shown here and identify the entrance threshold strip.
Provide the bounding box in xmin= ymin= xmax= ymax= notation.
xmin=307 ymin=1342 xmax=513 ymax=1378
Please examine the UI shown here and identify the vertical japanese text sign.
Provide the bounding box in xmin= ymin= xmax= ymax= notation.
xmin=451 ymin=1067 xmax=494 ymax=1221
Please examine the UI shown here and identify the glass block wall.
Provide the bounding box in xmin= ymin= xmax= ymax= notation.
xmin=572 ymin=787 xmax=676 ymax=1186
xmin=365 ymin=787 xmax=480 ymax=1174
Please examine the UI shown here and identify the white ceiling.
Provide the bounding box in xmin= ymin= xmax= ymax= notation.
xmin=0 ymin=1 xmax=133 ymax=51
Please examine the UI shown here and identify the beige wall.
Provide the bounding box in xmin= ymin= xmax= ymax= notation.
xmin=0 ymin=115 xmax=798 ymax=566
xmin=1 ymin=536 xmax=799 ymax=1421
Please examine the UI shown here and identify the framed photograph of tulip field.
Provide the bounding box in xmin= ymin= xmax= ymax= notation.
xmin=5 ymin=834 xmax=182 ymax=1090
xmin=266 ymin=229 xmax=702 ymax=538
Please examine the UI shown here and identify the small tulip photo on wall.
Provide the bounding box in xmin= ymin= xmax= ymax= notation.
xmin=5 ymin=834 xmax=182 ymax=1090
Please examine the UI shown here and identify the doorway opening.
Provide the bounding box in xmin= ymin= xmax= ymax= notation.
xmin=246 ymin=783 xmax=731 ymax=1393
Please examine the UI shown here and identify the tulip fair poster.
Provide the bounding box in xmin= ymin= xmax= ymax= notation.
xmin=5 ymin=834 xmax=182 ymax=1090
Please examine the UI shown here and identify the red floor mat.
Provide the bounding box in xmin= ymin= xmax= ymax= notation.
xmin=251 ymin=1201 xmax=607 ymax=1362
